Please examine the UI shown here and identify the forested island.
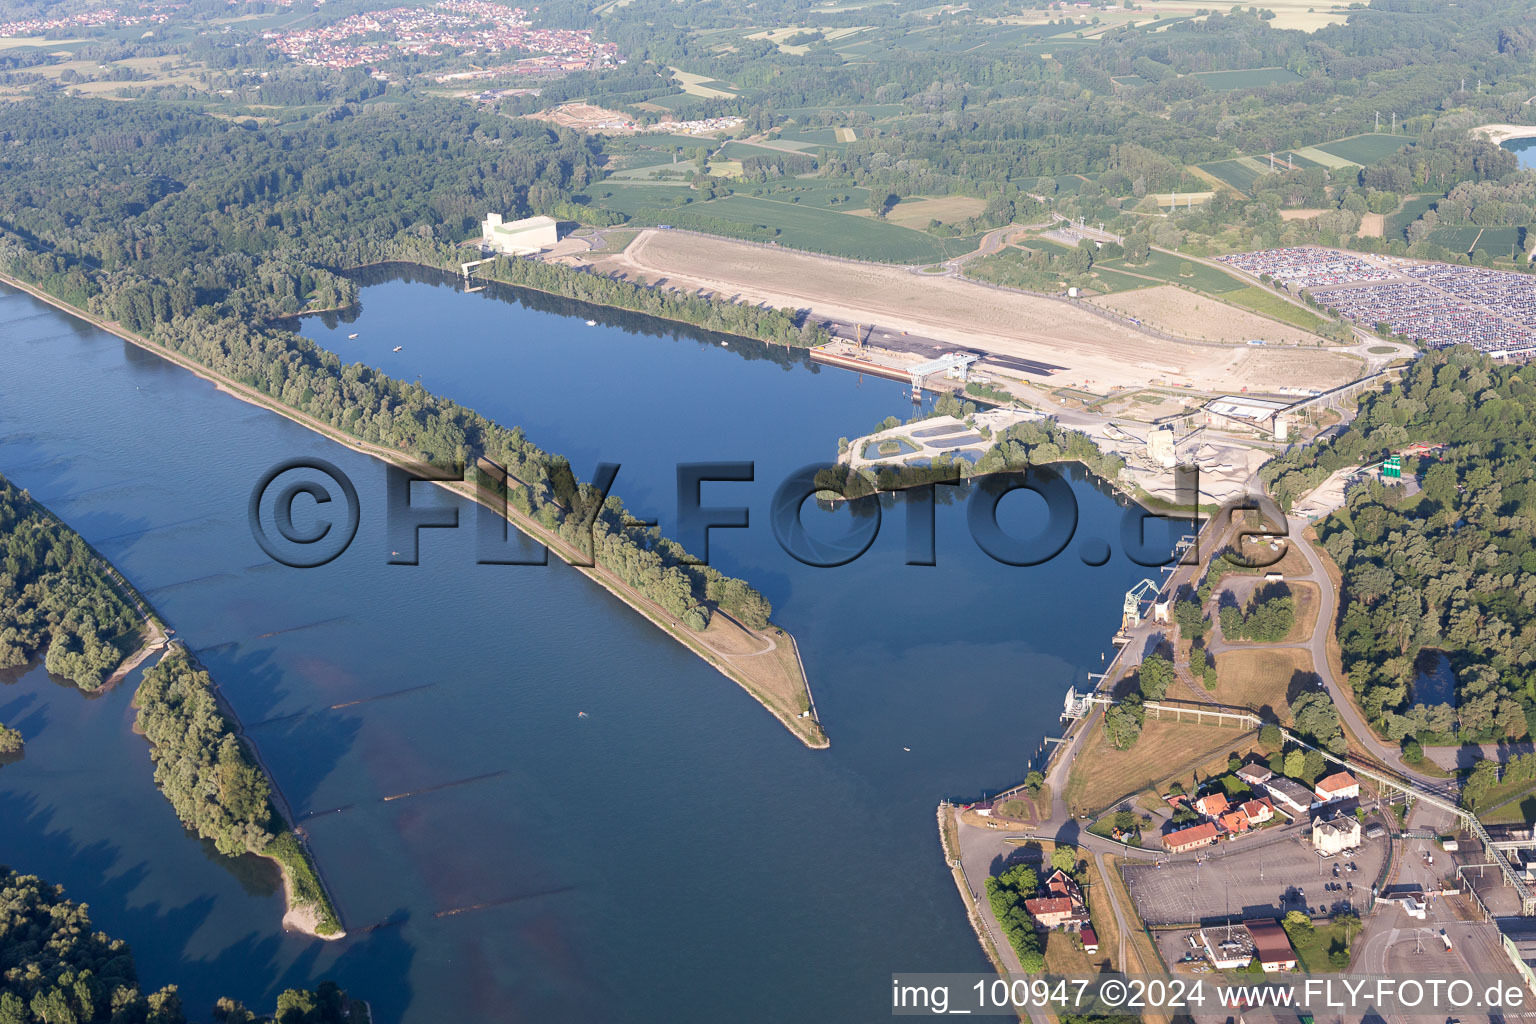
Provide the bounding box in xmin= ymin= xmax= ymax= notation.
xmin=135 ymin=654 xmax=342 ymax=937
xmin=0 ymin=472 xmax=342 ymax=935
xmin=0 ymin=473 xmax=142 ymax=689
xmin=0 ymin=867 xmax=361 ymax=1024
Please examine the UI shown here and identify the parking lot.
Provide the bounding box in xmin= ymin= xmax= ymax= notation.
xmin=1122 ymin=825 xmax=1387 ymax=926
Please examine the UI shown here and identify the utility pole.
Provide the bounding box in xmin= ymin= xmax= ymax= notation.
xmin=1375 ymin=111 xmax=1380 ymax=132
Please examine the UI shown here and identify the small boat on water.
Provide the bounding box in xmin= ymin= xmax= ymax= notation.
xmin=348 ymin=333 xmax=358 ymax=339
xmin=393 ymin=345 xmax=403 ymax=352
xmin=585 ymin=319 xmax=597 ymax=326
xmin=577 ymin=711 xmax=589 ymax=718
xmin=720 ymin=340 xmax=729 ymax=347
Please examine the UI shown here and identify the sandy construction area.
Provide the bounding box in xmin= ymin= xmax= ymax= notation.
xmin=606 ymin=230 xmax=1365 ymax=392
xmin=528 ymin=102 xmax=631 ymax=132
xmin=1088 ymin=285 xmax=1330 ymax=347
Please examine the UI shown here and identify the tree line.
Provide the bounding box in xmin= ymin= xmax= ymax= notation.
xmin=134 ymin=652 xmax=342 ymax=935
xmin=0 ymin=473 xmax=140 ymax=690
xmin=0 ymin=866 xmax=357 ymax=1024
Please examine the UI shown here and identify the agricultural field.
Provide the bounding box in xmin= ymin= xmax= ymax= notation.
xmin=669 ymin=68 xmax=744 ymax=99
xmin=1314 ymin=132 xmax=1411 ymax=165
xmin=1196 ymin=133 xmax=1410 ymax=195
xmin=588 ymin=182 xmax=700 ymax=217
xmin=1427 ymin=225 xmax=1526 ymax=257
xmin=1092 ymin=250 xmax=1248 ymax=294
xmin=1386 ymin=195 xmax=1441 ymax=240
xmin=677 ymin=193 xmax=981 ymax=262
xmin=1221 ymin=286 xmax=1332 ymax=332
xmin=772 ymin=103 xmax=905 ymax=119
xmin=1189 ymin=67 xmax=1302 ymax=90
xmin=857 ymin=195 xmax=987 ymax=229
xmin=0 ymin=54 xmax=209 ymax=98
xmin=774 ymin=125 xmax=851 ymax=150
xmin=641 ymin=92 xmax=708 ymax=113
xmin=1425 ymin=226 xmax=1484 ymax=254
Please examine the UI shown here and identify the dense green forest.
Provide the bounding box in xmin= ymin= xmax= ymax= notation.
xmin=0 ymin=867 xmax=357 ymax=1024
xmin=1263 ymin=349 xmax=1536 ymax=745
xmin=0 ymin=473 xmax=140 ymax=689
xmin=133 ymin=653 xmax=341 ymax=935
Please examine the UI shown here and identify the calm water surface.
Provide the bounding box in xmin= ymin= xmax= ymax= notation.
xmin=0 ymin=272 xmax=1180 ymax=1022
xmin=1505 ymin=136 xmax=1536 ymax=170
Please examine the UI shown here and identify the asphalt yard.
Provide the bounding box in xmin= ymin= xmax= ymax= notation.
xmin=1123 ymin=824 xmax=1387 ymax=926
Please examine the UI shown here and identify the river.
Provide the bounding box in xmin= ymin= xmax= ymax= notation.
xmin=0 ymin=269 xmax=1181 ymax=1022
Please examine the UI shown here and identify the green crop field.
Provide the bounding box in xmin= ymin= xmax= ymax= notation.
xmin=1201 ymin=133 xmax=1412 ymax=194
xmin=589 ymin=182 xmax=702 ymax=217
xmin=718 ymin=140 xmax=806 ymax=160
xmin=644 ymin=92 xmax=708 ymax=112
xmin=1314 ymin=133 xmax=1410 ymax=165
xmin=1222 ymin=286 xmax=1330 ymax=331
xmin=1425 ymin=226 xmax=1483 ymax=253
xmin=1426 ymin=225 xmax=1526 ymax=256
xmin=1387 ymin=196 xmax=1440 ymax=239
xmin=1474 ymin=226 xmax=1525 ymax=255
xmin=1189 ymin=67 xmax=1303 ymax=90
xmin=1094 ymin=250 xmax=1247 ymax=294
xmin=1275 ymin=151 xmax=1322 ymax=170
xmin=1198 ymin=159 xmax=1262 ymax=193
xmin=1112 ymin=75 xmax=1149 ymax=89
xmin=1086 ymin=266 xmax=1160 ymax=293
xmin=650 ymin=194 xmax=983 ymax=262
xmin=735 ymin=180 xmax=869 ymax=209
xmin=773 ymin=103 xmax=905 ymax=118
xmin=774 ymin=126 xmax=847 ymax=149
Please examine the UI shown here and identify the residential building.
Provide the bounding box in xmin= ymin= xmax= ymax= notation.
xmin=1245 ymin=918 xmax=1299 ymax=972
xmin=1263 ymin=777 xmax=1314 ymax=816
xmin=1312 ymin=814 xmax=1362 ymax=856
xmin=1194 ymin=792 xmax=1229 ymax=818
xmin=1236 ymin=763 xmax=1273 ymax=788
xmin=1024 ymin=869 xmax=1090 ymax=930
xmin=481 ymin=213 xmax=559 ymax=255
xmin=1218 ymin=809 xmax=1251 ymax=835
xmin=1080 ymin=925 xmax=1099 ymax=955
xmin=1165 ymin=822 xmax=1220 ymax=853
xmin=1023 ymin=896 xmax=1079 ymax=929
xmin=1314 ymin=771 xmax=1360 ymax=804
xmin=1239 ymin=797 xmax=1275 ymax=826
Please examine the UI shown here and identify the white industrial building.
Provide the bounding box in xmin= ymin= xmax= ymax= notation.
xmin=481 ymin=213 xmax=560 ymax=255
xmin=1204 ymin=395 xmax=1292 ymax=440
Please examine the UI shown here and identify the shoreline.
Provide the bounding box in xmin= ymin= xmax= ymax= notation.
xmin=0 ymin=270 xmax=827 ymax=750
xmin=1474 ymin=123 xmax=1536 ymax=146
xmin=127 ymin=650 xmax=345 ymax=939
